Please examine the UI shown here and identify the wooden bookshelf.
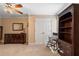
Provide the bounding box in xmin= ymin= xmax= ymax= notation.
xmin=59 ymin=11 xmax=72 ymax=44
xmin=58 ymin=4 xmax=79 ymax=56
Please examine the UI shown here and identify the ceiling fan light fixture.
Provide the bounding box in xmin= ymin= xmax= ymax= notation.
xmin=4 ymin=3 xmax=23 ymax=14
xmin=15 ymin=4 xmax=23 ymax=8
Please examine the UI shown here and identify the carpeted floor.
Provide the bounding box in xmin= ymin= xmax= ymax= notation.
xmin=0 ymin=44 xmax=59 ymax=56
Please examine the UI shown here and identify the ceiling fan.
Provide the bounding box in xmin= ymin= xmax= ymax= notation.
xmin=4 ymin=3 xmax=23 ymax=14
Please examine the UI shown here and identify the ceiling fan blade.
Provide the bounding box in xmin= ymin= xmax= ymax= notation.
xmin=15 ymin=10 xmax=23 ymax=14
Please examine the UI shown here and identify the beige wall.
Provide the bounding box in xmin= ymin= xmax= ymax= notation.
xmin=0 ymin=17 xmax=28 ymax=42
xmin=1 ymin=18 xmax=28 ymax=34
xmin=28 ymin=16 xmax=35 ymax=43
xmin=0 ymin=16 xmax=36 ymax=44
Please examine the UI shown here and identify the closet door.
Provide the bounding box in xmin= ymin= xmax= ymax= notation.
xmin=35 ymin=17 xmax=52 ymax=45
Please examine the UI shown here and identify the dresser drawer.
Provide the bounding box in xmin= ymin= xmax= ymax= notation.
xmin=4 ymin=33 xmax=26 ymax=44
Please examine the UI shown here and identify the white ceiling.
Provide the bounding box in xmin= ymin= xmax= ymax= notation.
xmin=0 ymin=3 xmax=71 ymax=18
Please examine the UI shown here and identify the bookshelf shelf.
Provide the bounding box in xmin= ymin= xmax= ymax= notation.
xmin=60 ymin=17 xmax=72 ymax=22
xmin=59 ymin=26 xmax=72 ymax=29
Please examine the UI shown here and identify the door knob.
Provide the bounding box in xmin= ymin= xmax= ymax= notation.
xmin=41 ymin=32 xmax=45 ymax=34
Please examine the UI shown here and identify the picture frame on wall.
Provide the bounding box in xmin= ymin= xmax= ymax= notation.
xmin=12 ymin=23 xmax=23 ymax=31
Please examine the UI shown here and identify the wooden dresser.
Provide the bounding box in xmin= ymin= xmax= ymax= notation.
xmin=4 ymin=33 xmax=27 ymax=44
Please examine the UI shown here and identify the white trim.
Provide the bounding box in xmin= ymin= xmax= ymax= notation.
xmin=56 ymin=3 xmax=72 ymax=15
